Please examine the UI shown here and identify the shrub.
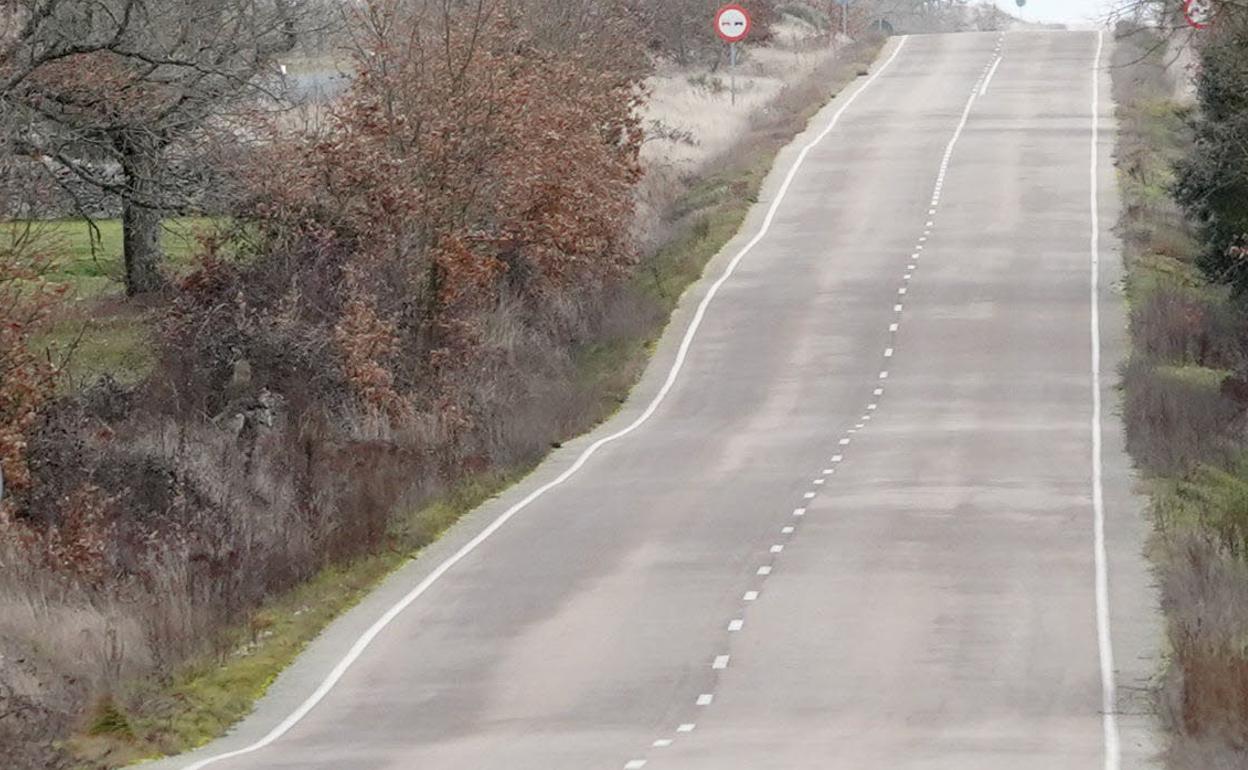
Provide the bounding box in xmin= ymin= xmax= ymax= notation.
xmin=1122 ymin=358 xmax=1241 ymax=475
xmin=1130 ymin=285 xmax=1245 ymax=369
xmin=166 ymin=1 xmax=645 ymax=431
xmin=87 ymin=696 xmax=133 ymax=738
xmin=0 ymin=224 xmax=62 ymax=509
xmin=1159 ymin=534 xmax=1248 ymax=761
xmin=1174 ymin=14 xmax=1248 ymax=293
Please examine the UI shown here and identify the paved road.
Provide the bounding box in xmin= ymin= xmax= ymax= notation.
xmin=158 ymin=30 xmax=1157 ymax=770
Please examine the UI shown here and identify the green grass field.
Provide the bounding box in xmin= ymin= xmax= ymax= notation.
xmin=6 ymin=217 xmax=219 ymax=387
xmin=23 ymin=217 xmax=216 ymax=296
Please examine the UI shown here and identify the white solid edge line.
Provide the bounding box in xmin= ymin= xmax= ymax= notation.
xmin=980 ymin=54 xmax=1003 ymax=96
xmin=1089 ymin=29 xmax=1121 ymax=770
xmin=176 ymin=32 xmax=913 ymax=770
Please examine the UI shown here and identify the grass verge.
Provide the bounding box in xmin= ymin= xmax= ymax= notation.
xmin=1111 ymin=24 xmax=1248 ymax=767
xmin=69 ymin=469 xmax=527 ymax=767
xmin=9 ymin=217 xmax=222 ymax=389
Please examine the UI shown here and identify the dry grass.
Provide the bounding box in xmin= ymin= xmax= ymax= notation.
xmin=1130 ymin=285 xmax=1245 ymax=370
xmin=1157 ymin=534 xmax=1248 ymax=765
xmin=632 ymin=19 xmax=843 ymax=255
xmin=639 ymin=21 xmax=844 ymax=173
xmin=1122 ymin=358 xmax=1239 ymax=475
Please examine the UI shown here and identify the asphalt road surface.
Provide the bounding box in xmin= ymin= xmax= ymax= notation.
xmin=156 ymin=30 xmax=1158 ymax=770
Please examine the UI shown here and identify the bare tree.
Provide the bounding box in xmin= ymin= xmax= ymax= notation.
xmin=0 ymin=0 xmax=304 ymax=294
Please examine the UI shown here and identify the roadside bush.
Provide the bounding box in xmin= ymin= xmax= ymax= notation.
xmin=1122 ymin=358 xmax=1241 ymax=475
xmin=1111 ymin=23 xmax=1174 ymax=108
xmin=1175 ymin=14 xmax=1248 ymax=293
xmin=1131 ymin=285 xmax=1245 ymax=369
xmin=0 ymin=224 xmax=61 ymax=510
xmin=170 ymin=0 xmax=644 ymax=420
xmin=1159 ymin=533 xmax=1248 ymax=763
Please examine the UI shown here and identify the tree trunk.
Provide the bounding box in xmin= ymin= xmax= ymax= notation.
xmin=119 ymin=140 xmax=165 ymax=296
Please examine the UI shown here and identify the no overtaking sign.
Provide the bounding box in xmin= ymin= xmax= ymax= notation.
xmin=715 ymin=4 xmax=751 ymax=43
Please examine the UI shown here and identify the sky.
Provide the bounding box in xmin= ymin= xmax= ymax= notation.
xmin=991 ymin=0 xmax=1121 ymax=24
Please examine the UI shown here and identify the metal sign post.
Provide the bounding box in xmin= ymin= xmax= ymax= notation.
xmin=831 ymin=0 xmax=850 ymax=38
xmin=715 ymin=4 xmax=752 ymax=106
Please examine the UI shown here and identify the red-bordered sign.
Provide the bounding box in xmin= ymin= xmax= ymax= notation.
xmin=715 ymin=4 xmax=752 ymax=43
xmin=1183 ymin=0 xmax=1213 ymax=29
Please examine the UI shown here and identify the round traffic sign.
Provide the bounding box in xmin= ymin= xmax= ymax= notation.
xmin=715 ymin=4 xmax=752 ymax=43
xmin=1183 ymin=0 xmax=1213 ymax=28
